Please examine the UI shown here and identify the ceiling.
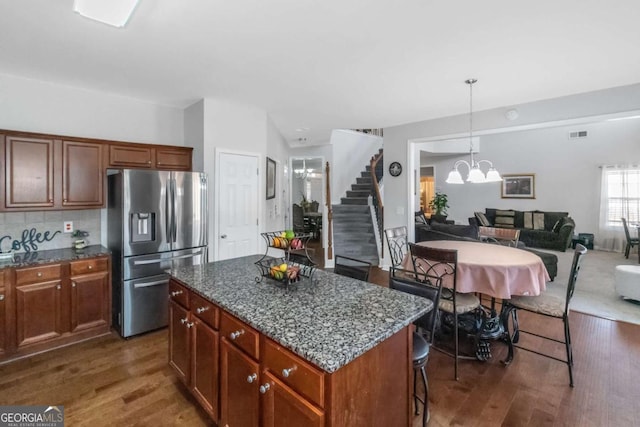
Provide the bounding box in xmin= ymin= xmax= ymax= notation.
xmin=1 ymin=1 xmax=640 ymax=146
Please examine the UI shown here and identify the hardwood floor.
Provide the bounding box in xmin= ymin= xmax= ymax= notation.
xmin=1 ymin=266 xmax=639 ymax=426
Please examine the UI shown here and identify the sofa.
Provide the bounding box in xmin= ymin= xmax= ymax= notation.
xmin=475 ymin=209 xmax=575 ymax=252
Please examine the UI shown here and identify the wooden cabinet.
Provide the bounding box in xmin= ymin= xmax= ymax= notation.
xmin=220 ymin=338 xmax=260 ymax=427
xmin=262 ymin=371 xmax=324 ymax=427
xmin=1 ymin=255 xmax=112 ymax=363
xmin=109 ymin=144 xmax=192 ymax=171
xmin=14 ymin=264 xmax=64 ymax=349
xmin=168 ymin=280 xmax=219 ymax=421
xmin=4 ymin=135 xmax=55 ymax=209
xmin=108 ymin=144 xmax=153 ymax=169
xmin=2 ymin=135 xmax=104 ymax=210
xmin=62 ymin=140 xmax=104 ymax=207
xmin=168 ymin=275 xmax=413 ymax=427
xmin=1 ymin=129 xmax=193 ymax=212
xmin=156 ymin=147 xmax=192 ymax=170
xmin=0 ymin=270 xmax=8 ymax=357
xmin=69 ymin=258 xmax=110 ymax=332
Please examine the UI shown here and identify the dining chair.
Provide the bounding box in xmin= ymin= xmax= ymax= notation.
xmin=389 ymin=264 xmax=444 ymax=427
xmin=384 ymin=226 xmax=409 ymax=267
xmin=621 ymin=218 xmax=639 ymax=259
xmin=333 ymin=255 xmax=372 ymax=281
xmin=501 ymin=244 xmax=587 ymax=387
xmin=408 ymin=243 xmax=480 ymax=381
xmin=478 ymin=226 xmax=521 ymax=247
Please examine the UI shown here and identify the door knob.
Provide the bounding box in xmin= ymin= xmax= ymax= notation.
xmin=221 ymin=234 xmax=227 ymax=239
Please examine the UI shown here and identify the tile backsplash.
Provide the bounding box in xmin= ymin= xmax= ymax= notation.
xmin=0 ymin=210 xmax=101 ymax=253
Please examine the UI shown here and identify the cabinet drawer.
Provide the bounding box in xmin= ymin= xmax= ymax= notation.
xmin=220 ymin=312 xmax=259 ymax=360
xmin=70 ymin=257 xmax=108 ymax=276
xmin=15 ymin=264 xmax=61 ymax=285
xmin=190 ymin=292 xmax=218 ymax=330
xmin=169 ymin=280 xmax=189 ymax=309
xmin=263 ymin=338 xmax=325 ymax=408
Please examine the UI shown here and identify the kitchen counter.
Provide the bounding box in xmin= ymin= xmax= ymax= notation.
xmin=170 ymin=254 xmax=433 ymax=373
xmin=0 ymin=245 xmax=111 ymax=270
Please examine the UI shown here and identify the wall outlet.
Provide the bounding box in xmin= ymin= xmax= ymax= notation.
xmin=64 ymin=221 xmax=73 ymax=233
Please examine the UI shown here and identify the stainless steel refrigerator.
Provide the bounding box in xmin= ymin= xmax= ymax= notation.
xmin=108 ymin=169 xmax=208 ymax=337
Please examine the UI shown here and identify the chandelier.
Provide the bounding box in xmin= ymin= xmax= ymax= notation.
xmin=294 ymin=159 xmax=313 ymax=180
xmin=446 ymin=79 xmax=502 ymax=184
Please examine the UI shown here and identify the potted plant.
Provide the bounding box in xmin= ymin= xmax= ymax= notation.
xmin=428 ymin=192 xmax=449 ymax=223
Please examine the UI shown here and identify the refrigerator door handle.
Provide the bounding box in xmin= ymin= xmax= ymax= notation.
xmin=171 ymin=178 xmax=177 ymax=243
xmin=165 ymin=179 xmax=172 ymax=243
xmin=201 ymin=175 xmax=208 ymax=247
xmin=133 ymin=279 xmax=168 ymax=288
xmin=132 ymin=250 xmax=204 ymax=266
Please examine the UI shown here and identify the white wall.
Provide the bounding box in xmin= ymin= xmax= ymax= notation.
xmin=329 ymin=130 xmax=383 ymax=204
xmin=0 ymin=73 xmax=184 ymax=144
xmin=418 ymin=119 xmax=640 ymax=238
xmin=0 ymin=73 xmax=186 ymax=251
xmin=184 ymin=100 xmax=205 ymax=172
xmin=265 ymin=116 xmax=290 ymax=234
xmin=384 ymin=82 xmax=640 ymax=242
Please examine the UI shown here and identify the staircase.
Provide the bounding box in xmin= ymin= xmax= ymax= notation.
xmin=332 ymin=164 xmax=379 ymax=265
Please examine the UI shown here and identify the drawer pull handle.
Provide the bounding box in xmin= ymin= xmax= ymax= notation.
xmin=186 ymin=322 xmax=194 ymax=328
xmin=0 ymin=294 xmax=4 ymax=301
xmin=56 ymin=284 xmax=61 ymax=290
xmin=37 ymin=272 xmax=43 ymax=277
xmin=180 ymin=317 xmax=189 ymax=324
xmin=259 ymin=383 xmax=270 ymax=394
xmin=229 ymin=329 xmax=245 ymax=340
xmin=196 ymin=306 xmax=209 ymax=314
xmin=72 ymin=281 xmax=77 ymax=288
xmin=88 ymin=265 xmax=93 ymax=270
xmin=282 ymin=366 xmax=297 ymax=378
xmin=171 ymin=290 xmax=183 ymax=297
xmin=247 ymin=373 xmax=257 ymax=383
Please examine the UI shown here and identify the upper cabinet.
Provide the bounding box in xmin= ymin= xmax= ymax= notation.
xmin=62 ymin=140 xmax=104 ymax=207
xmin=1 ymin=130 xmax=193 ymax=212
xmin=108 ymin=144 xmax=192 ymax=171
xmin=4 ymin=135 xmax=55 ymax=209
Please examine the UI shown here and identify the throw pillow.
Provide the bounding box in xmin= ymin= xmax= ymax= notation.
xmin=523 ymin=212 xmax=533 ymax=229
xmin=495 ymin=210 xmax=515 ymax=228
xmin=552 ymin=219 xmax=562 ymax=233
xmin=533 ymin=212 xmax=545 ymax=230
xmin=474 ymin=211 xmax=491 ymax=227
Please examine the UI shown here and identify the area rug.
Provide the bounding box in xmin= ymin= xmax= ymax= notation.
xmin=543 ymin=247 xmax=640 ymax=325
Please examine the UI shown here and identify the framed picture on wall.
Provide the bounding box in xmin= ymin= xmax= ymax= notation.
xmin=501 ymin=174 xmax=535 ymax=199
xmin=266 ymin=157 xmax=276 ymax=200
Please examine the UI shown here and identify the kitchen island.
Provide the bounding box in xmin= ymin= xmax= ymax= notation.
xmin=168 ymin=255 xmax=433 ymax=427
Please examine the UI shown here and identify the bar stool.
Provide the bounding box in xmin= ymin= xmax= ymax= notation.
xmin=413 ymin=332 xmax=430 ymax=426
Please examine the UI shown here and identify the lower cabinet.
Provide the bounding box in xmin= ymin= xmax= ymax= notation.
xmin=0 ymin=270 xmax=8 ymax=356
xmin=261 ymin=371 xmax=325 ymax=427
xmin=1 ymin=255 xmax=111 ymax=363
xmin=220 ymin=339 xmax=260 ymax=427
xmin=168 ymin=277 xmax=411 ymax=427
xmin=168 ymin=282 xmax=219 ymax=420
xmin=14 ymin=264 xmax=64 ymax=349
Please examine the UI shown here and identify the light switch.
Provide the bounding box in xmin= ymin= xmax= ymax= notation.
xmin=64 ymin=221 xmax=73 ymax=233
xmin=396 ymin=206 xmax=405 ymax=215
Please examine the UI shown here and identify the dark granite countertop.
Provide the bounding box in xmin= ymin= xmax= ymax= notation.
xmin=0 ymin=245 xmax=111 ymax=270
xmin=170 ymin=254 xmax=433 ymax=373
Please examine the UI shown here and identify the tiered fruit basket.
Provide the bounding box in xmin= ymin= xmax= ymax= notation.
xmin=259 ymin=230 xmax=314 ymax=265
xmin=255 ymin=257 xmax=316 ymax=288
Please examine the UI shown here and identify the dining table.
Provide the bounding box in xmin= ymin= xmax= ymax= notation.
xmin=403 ymin=239 xmax=551 ymax=360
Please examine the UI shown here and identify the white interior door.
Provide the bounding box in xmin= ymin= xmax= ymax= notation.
xmin=218 ymin=152 xmax=259 ymax=260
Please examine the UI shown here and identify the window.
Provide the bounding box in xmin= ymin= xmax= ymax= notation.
xmin=601 ymin=167 xmax=640 ymax=226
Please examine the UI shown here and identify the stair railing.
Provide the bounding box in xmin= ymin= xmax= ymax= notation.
xmin=370 ymin=151 xmax=384 ymax=238
xmin=325 ymin=161 xmax=333 ymax=261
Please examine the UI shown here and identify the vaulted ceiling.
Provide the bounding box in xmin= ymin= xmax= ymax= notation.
xmin=1 ymin=1 xmax=639 ymax=145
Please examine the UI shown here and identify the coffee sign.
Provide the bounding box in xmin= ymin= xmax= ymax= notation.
xmin=0 ymin=228 xmax=61 ymax=253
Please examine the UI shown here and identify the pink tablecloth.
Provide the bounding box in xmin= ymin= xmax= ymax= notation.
xmin=404 ymin=240 xmax=550 ymax=299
